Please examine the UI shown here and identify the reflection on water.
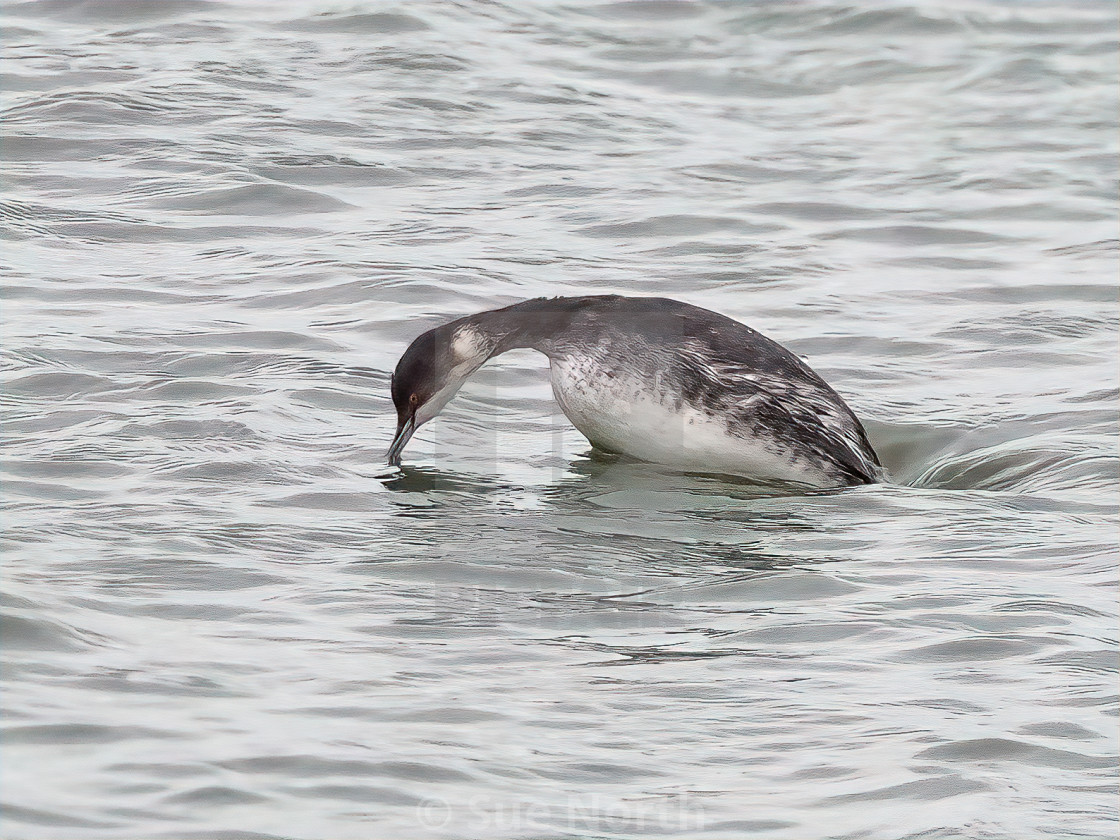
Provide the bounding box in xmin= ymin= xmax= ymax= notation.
xmin=3 ymin=0 xmax=1117 ymax=838
xmin=381 ymin=464 xmax=514 ymax=497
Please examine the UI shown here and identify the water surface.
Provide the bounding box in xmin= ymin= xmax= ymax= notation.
xmin=3 ymin=1 xmax=1118 ymax=838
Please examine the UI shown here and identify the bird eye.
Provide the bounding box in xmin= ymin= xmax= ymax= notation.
xmin=409 ymin=393 xmax=419 ymax=407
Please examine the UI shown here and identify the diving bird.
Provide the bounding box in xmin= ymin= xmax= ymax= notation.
xmin=387 ymin=295 xmax=882 ymax=488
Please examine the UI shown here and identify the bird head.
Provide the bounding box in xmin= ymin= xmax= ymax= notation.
xmin=386 ymin=322 xmax=493 ymax=466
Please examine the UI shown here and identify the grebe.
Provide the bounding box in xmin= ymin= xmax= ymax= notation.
xmin=387 ymin=295 xmax=882 ymax=488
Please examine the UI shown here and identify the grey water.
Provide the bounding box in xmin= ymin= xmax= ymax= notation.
xmin=2 ymin=1 xmax=1117 ymax=838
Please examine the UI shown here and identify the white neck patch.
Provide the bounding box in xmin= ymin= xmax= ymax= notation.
xmin=412 ymin=325 xmax=494 ymax=428
xmin=451 ymin=325 xmax=490 ymax=368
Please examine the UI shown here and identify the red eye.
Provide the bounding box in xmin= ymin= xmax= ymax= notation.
xmin=409 ymin=393 xmax=419 ymax=406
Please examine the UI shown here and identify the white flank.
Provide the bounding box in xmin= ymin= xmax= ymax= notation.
xmin=549 ymin=354 xmax=834 ymax=486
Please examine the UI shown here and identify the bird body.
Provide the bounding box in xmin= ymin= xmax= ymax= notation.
xmin=388 ymin=295 xmax=882 ymax=488
xmin=548 ymin=352 xmax=840 ymax=486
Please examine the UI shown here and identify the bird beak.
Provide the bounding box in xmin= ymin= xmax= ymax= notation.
xmin=386 ymin=411 xmax=416 ymax=466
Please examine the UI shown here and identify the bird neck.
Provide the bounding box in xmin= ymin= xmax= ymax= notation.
xmin=457 ymin=298 xmax=575 ymax=361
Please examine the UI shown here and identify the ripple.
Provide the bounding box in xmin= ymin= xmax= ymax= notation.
xmin=3 ymin=479 xmax=110 ymax=501
xmin=279 ymin=12 xmax=430 ymax=34
xmin=254 ymin=162 xmax=415 ymax=188
xmin=266 ymin=491 xmax=382 ymax=511
xmin=148 ymin=184 xmax=353 ymax=215
xmin=584 ymin=1 xmax=706 ymax=22
xmin=3 ymin=372 xmax=112 ymax=398
xmin=667 ymin=572 xmax=862 ymax=604
xmin=578 ymin=215 xmax=777 ymax=238
xmin=0 ymin=612 xmax=91 ymax=652
xmin=823 ymin=224 xmax=1013 ymax=245
xmin=135 ymin=380 xmax=255 ymax=402
xmin=897 ymin=636 xmax=1044 ymax=663
xmin=162 ymin=785 xmax=269 ymax=806
xmin=822 ymin=774 xmax=990 ymax=804
xmin=0 ymin=803 xmax=121 ymax=830
xmin=916 ymin=738 xmax=1115 ymax=771
xmin=165 ymin=331 xmax=345 ymax=351
xmin=11 ymin=0 xmax=212 ymax=24
xmin=220 ymin=756 xmax=473 ymax=783
xmin=118 ymin=419 xmax=259 ymax=440
xmin=2 ymin=724 xmax=183 ymax=745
